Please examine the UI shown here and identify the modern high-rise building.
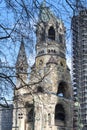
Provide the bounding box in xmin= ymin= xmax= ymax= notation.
xmin=72 ymin=9 xmax=87 ymax=129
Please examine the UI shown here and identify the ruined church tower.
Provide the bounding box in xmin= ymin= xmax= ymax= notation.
xmin=12 ymin=1 xmax=73 ymax=130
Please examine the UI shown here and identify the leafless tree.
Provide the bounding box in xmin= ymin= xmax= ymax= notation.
xmin=0 ymin=0 xmax=86 ymax=107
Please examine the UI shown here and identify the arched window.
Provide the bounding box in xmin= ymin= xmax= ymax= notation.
xmin=48 ymin=26 xmax=55 ymax=40
xmin=57 ymin=81 xmax=70 ymax=98
xmin=55 ymin=104 xmax=65 ymax=126
xmin=27 ymin=108 xmax=34 ymax=122
xmin=25 ymin=103 xmax=34 ymax=123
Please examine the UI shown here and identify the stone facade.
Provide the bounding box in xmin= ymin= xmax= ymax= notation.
xmin=12 ymin=1 xmax=73 ymax=130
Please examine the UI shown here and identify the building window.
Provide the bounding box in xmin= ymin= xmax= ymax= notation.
xmin=25 ymin=103 xmax=34 ymax=123
xmin=27 ymin=108 xmax=34 ymax=122
xmin=39 ymin=60 xmax=43 ymax=66
xmin=20 ymin=67 xmax=23 ymax=71
xmin=18 ymin=113 xmax=23 ymax=119
xmin=37 ymin=86 xmax=44 ymax=93
xmin=48 ymin=49 xmax=50 ymax=53
xmin=55 ymin=104 xmax=65 ymax=126
xmin=57 ymin=81 xmax=70 ymax=98
xmin=47 ymin=49 xmax=56 ymax=53
xmin=48 ymin=26 xmax=55 ymax=40
xmin=38 ymin=50 xmax=44 ymax=55
xmin=60 ymin=61 xmax=64 ymax=66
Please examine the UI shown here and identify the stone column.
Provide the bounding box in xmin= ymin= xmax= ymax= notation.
xmin=34 ymin=97 xmax=43 ymax=130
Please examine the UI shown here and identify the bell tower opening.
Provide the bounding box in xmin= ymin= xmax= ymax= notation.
xmin=48 ymin=26 xmax=55 ymax=40
xmin=57 ymin=81 xmax=69 ymax=98
xmin=25 ymin=103 xmax=34 ymax=123
xmin=27 ymin=108 xmax=34 ymax=122
xmin=55 ymin=104 xmax=65 ymax=126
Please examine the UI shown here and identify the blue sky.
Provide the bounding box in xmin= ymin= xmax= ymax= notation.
xmin=0 ymin=0 xmax=74 ymax=101
xmin=0 ymin=0 xmax=73 ymax=64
